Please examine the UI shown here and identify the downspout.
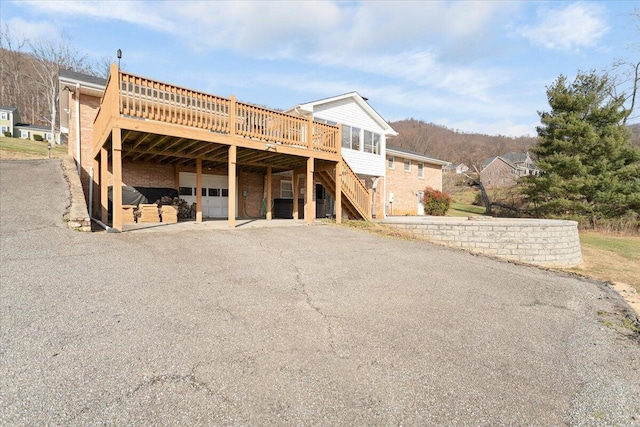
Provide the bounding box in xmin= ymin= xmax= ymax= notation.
xmin=89 ymin=166 xmax=93 ymax=218
xmin=75 ymin=83 xmax=81 ymax=176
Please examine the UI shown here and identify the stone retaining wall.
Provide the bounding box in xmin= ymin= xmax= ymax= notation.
xmin=60 ymin=155 xmax=91 ymax=232
xmin=382 ymin=216 xmax=582 ymax=267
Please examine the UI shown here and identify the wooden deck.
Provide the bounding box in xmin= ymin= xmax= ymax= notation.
xmin=92 ymin=64 xmax=371 ymax=231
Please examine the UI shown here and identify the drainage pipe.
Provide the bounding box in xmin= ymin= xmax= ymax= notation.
xmin=91 ymin=217 xmax=118 ymax=233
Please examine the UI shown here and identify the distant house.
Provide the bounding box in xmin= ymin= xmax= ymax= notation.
xmin=480 ymin=152 xmax=539 ymax=189
xmin=0 ymin=106 xmax=59 ymax=142
xmin=0 ymin=106 xmax=20 ymax=137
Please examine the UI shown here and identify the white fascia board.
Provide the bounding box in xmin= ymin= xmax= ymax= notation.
xmin=386 ymin=148 xmax=449 ymax=166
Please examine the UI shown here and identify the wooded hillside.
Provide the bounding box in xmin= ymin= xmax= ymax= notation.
xmin=389 ymin=119 xmax=640 ymax=169
xmin=388 ymin=119 xmax=539 ymax=169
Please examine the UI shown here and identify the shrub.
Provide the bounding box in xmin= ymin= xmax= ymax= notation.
xmin=3 ymin=131 xmax=11 ymax=137
xmin=33 ymin=134 xmax=44 ymax=141
xmin=423 ymin=187 xmax=451 ymax=216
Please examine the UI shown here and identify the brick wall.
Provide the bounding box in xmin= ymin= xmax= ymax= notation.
xmin=383 ymin=217 xmax=582 ymax=267
xmin=386 ymin=156 xmax=442 ymax=216
xmin=68 ymin=92 xmax=101 ymax=203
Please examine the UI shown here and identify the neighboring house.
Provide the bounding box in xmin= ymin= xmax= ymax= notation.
xmin=0 ymin=106 xmax=20 ymax=136
xmin=0 ymin=106 xmax=59 ymax=142
xmin=14 ymin=123 xmax=58 ymax=142
xmin=386 ymin=147 xmax=449 ymax=216
xmin=59 ymin=66 xmax=448 ymax=231
xmin=480 ymin=152 xmax=539 ymax=189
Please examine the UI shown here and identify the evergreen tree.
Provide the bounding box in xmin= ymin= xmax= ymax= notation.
xmin=523 ymin=71 xmax=640 ymax=219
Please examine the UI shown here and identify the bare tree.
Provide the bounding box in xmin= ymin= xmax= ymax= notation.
xmin=28 ymin=34 xmax=93 ymax=144
xmin=0 ymin=25 xmax=28 ymax=122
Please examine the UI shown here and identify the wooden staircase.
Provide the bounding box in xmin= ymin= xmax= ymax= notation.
xmin=316 ymin=158 xmax=372 ymax=220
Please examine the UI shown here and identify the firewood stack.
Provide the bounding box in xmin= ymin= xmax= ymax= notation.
xmin=122 ymin=205 xmax=136 ymax=224
xmin=138 ymin=204 xmax=160 ymax=223
xmin=160 ymin=205 xmax=178 ymax=223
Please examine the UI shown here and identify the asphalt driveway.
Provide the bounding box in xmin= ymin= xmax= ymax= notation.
xmin=1 ymin=159 xmax=639 ymax=426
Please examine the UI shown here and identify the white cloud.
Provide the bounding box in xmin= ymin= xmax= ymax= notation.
xmin=520 ymin=2 xmax=609 ymax=52
xmin=4 ymin=17 xmax=60 ymax=44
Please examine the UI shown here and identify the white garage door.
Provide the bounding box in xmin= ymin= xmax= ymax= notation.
xmin=179 ymin=172 xmax=237 ymax=218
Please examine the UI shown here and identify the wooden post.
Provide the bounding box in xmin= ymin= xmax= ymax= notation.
xmin=196 ymin=158 xmax=203 ymax=222
xmin=266 ymin=166 xmax=272 ymax=220
xmin=228 ymin=145 xmax=236 ymax=228
xmin=100 ymin=146 xmax=108 ymax=222
xmin=307 ymin=116 xmax=313 ymax=150
xmin=112 ymin=128 xmax=123 ymax=231
xmin=292 ymin=170 xmax=299 ymax=220
xmin=229 ymin=95 xmax=236 ymax=137
xmin=335 ymin=161 xmax=342 ymax=224
xmin=305 ymin=157 xmax=314 ymax=224
xmin=174 ymin=165 xmax=180 ymax=192
xmin=237 ymin=166 xmax=244 ymax=218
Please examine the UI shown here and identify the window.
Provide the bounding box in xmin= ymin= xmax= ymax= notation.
xmin=221 ymin=189 xmax=229 ymax=197
xmin=281 ymin=180 xmax=293 ymax=198
xmin=315 ymin=117 xmax=337 ymax=126
xmin=208 ymin=188 xmax=220 ymax=197
xmin=0 ymin=112 xmax=7 ymax=120
xmin=0 ymin=126 xmax=7 ymax=134
xmin=179 ymin=187 xmax=193 ymax=196
xmin=388 ymin=156 xmax=395 ymax=169
xmin=341 ymin=125 xmax=361 ymax=150
xmin=363 ymin=131 xmax=381 ymax=154
xmin=20 ymin=130 xmax=29 ymax=139
xmin=45 ymin=133 xmax=52 ymax=141
xmin=404 ymin=158 xmax=411 ymax=172
xmin=418 ymin=162 xmax=424 ymax=178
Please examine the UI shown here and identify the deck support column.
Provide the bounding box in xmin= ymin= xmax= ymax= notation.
xmin=112 ymin=127 xmax=123 ymax=232
xmin=266 ymin=166 xmax=272 ymax=220
xmin=228 ymin=145 xmax=236 ymax=228
xmin=305 ymin=157 xmax=315 ymax=224
xmin=292 ymin=169 xmax=299 ymax=220
xmin=335 ymin=161 xmax=342 ymax=224
xmin=100 ymin=146 xmax=108 ymax=222
xmin=196 ymin=158 xmax=203 ymax=222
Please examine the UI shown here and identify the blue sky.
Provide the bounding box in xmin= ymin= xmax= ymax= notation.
xmin=2 ymin=1 xmax=638 ymax=136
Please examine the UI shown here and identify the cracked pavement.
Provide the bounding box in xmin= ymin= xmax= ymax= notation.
xmin=1 ymin=159 xmax=640 ymax=426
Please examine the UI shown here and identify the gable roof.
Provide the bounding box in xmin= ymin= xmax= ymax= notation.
xmin=287 ymin=92 xmax=398 ymax=136
xmin=386 ymin=145 xmax=449 ymax=166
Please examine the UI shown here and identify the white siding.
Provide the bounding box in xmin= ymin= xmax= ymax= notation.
xmin=312 ymin=98 xmax=387 ymax=176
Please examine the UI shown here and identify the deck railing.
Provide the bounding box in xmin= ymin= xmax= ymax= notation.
xmin=94 ymin=65 xmax=340 ymax=155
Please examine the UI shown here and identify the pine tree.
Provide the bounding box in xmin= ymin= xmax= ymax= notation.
xmin=523 ymin=71 xmax=640 ymax=219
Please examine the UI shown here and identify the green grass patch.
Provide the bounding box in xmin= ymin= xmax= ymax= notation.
xmin=579 ymin=233 xmax=640 ymax=261
xmin=447 ymin=202 xmax=487 ymax=217
xmin=0 ymin=136 xmax=67 ymax=158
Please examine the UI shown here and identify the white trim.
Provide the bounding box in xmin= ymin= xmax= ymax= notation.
xmin=386 ymin=147 xmax=449 ymax=166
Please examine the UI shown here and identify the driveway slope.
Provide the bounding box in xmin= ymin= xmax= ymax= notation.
xmin=1 ymin=159 xmax=639 ymax=426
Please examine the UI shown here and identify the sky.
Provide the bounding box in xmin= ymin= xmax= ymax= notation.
xmin=2 ymin=0 xmax=638 ymax=137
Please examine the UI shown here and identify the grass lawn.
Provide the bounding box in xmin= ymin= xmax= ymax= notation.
xmin=447 ymin=190 xmax=487 ymax=217
xmin=570 ymin=232 xmax=640 ymax=294
xmin=0 ymin=136 xmax=67 ymax=159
